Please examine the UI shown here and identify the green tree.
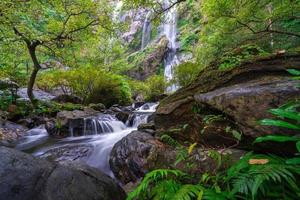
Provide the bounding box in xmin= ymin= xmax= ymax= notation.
xmin=0 ymin=0 xmax=111 ymax=105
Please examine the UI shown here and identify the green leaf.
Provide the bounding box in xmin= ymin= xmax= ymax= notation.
xmin=254 ymin=135 xmax=300 ymax=143
xmin=197 ymin=190 xmax=204 ymax=200
xmin=296 ymin=141 xmax=300 ymax=153
xmin=232 ymin=130 xmax=242 ymax=141
xmin=269 ymin=109 xmax=300 ymax=121
xmin=260 ymin=119 xmax=300 ymax=130
xmin=286 ymin=157 xmax=300 ymax=165
xmin=287 ymin=69 xmax=300 ymax=76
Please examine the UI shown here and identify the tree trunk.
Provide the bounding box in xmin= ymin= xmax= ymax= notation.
xmin=26 ymin=42 xmax=41 ymax=106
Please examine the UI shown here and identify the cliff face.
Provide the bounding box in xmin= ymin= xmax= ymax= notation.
xmin=126 ymin=36 xmax=169 ymax=80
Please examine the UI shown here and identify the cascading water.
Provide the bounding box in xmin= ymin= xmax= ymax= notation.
xmin=141 ymin=11 xmax=152 ymax=49
xmin=18 ymin=103 xmax=158 ymax=178
xmin=162 ymin=0 xmax=180 ymax=93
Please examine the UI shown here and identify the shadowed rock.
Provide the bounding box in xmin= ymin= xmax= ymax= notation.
xmin=0 ymin=146 xmax=126 ymax=200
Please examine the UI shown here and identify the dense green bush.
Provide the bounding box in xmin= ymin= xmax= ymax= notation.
xmin=37 ymin=67 xmax=132 ymax=107
xmin=128 ymin=75 xmax=166 ymax=102
xmin=174 ymin=62 xmax=201 ymax=87
xmin=144 ymin=75 xmax=166 ymax=101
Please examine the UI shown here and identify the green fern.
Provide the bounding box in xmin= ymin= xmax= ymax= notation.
xmin=227 ymin=153 xmax=300 ymax=199
xmin=127 ymin=169 xmax=187 ymax=200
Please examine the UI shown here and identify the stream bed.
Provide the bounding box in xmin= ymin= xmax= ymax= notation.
xmin=15 ymin=103 xmax=158 ymax=178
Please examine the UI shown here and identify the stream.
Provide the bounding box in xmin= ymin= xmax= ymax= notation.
xmin=15 ymin=103 xmax=158 ymax=178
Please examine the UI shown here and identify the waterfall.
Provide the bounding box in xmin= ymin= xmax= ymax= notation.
xmin=141 ymin=11 xmax=152 ymax=49
xmin=72 ymin=115 xmax=126 ymax=137
xmin=126 ymin=103 xmax=158 ymax=127
xmin=162 ymin=0 xmax=179 ymax=93
xmin=29 ymin=103 xmax=158 ymax=178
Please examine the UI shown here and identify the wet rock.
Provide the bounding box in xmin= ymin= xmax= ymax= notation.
xmin=89 ymin=103 xmax=106 ymax=111
xmin=137 ymin=122 xmax=155 ymax=131
xmin=52 ymin=94 xmax=82 ymax=104
xmin=0 ymin=146 xmax=126 ymax=200
xmin=132 ymin=101 xmax=145 ymax=109
xmin=109 ymin=131 xmax=167 ymax=184
xmin=110 ymin=131 xmax=245 ymax=184
xmin=38 ymin=144 xmax=94 ymax=163
xmin=116 ymin=112 xmax=130 ymax=124
xmin=48 ymin=109 xmax=99 ymax=137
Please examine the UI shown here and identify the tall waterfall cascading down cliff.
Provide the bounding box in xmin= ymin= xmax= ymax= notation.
xmin=141 ymin=11 xmax=152 ymax=49
xmin=162 ymin=0 xmax=179 ymax=93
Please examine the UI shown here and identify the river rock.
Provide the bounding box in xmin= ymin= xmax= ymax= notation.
xmin=137 ymin=122 xmax=155 ymax=131
xmin=109 ymin=131 xmax=245 ymax=184
xmin=115 ymin=111 xmax=130 ymax=124
xmin=89 ymin=103 xmax=106 ymax=111
xmin=0 ymin=146 xmax=126 ymax=200
xmin=52 ymin=94 xmax=82 ymax=104
xmin=46 ymin=109 xmax=99 ymax=137
xmin=155 ymin=54 xmax=300 ymax=149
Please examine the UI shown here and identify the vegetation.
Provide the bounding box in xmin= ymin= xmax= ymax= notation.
xmin=128 ymin=98 xmax=300 ymax=200
xmin=0 ymin=0 xmax=300 ymax=199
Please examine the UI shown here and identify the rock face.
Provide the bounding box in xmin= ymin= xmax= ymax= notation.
xmin=0 ymin=146 xmax=126 ymax=200
xmin=195 ymin=79 xmax=300 ymax=137
xmin=127 ymin=36 xmax=169 ymax=80
xmin=155 ymin=54 xmax=300 ymax=147
xmin=52 ymin=94 xmax=82 ymax=104
xmin=110 ymin=131 xmax=244 ymax=184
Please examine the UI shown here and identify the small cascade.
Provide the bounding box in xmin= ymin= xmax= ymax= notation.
xmin=162 ymin=0 xmax=180 ymax=93
xmin=70 ymin=115 xmax=126 ymax=137
xmin=126 ymin=103 xmax=158 ymax=127
xmin=29 ymin=103 xmax=158 ymax=178
xmin=141 ymin=11 xmax=152 ymax=49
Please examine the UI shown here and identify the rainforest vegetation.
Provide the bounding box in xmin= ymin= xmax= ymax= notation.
xmin=0 ymin=0 xmax=299 ymax=200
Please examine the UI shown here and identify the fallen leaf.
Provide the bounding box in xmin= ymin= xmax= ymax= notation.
xmin=249 ymin=159 xmax=269 ymax=165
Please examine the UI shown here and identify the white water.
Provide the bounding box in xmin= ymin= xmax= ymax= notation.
xmin=141 ymin=11 xmax=152 ymax=49
xmin=162 ymin=0 xmax=180 ymax=93
xmin=15 ymin=125 xmax=49 ymax=151
xmin=18 ymin=103 xmax=158 ymax=178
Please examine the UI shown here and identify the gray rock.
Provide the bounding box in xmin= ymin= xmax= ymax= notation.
xmin=52 ymin=94 xmax=82 ymax=104
xmin=0 ymin=146 xmax=126 ymax=200
xmin=89 ymin=103 xmax=106 ymax=111
xmin=195 ymin=79 xmax=300 ymax=137
xmin=109 ymin=131 xmax=245 ymax=184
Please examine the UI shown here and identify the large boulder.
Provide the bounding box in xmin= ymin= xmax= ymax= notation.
xmin=0 ymin=146 xmax=126 ymax=200
xmin=195 ymin=79 xmax=300 ymax=137
xmin=109 ymin=131 xmax=244 ymax=184
xmin=155 ymin=54 xmax=300 ymax=148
